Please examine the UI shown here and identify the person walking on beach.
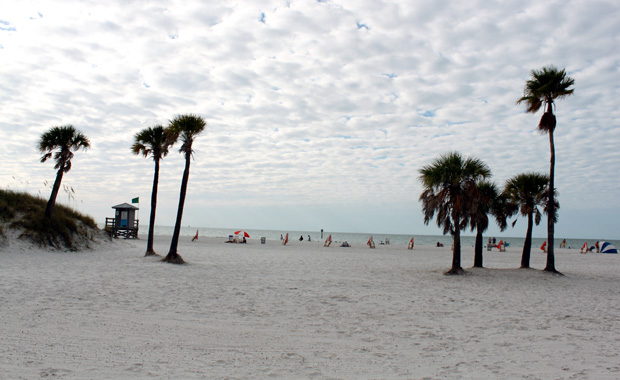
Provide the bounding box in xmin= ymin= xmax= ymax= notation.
xmin=308 ymin=235 xmax=311 ymax=242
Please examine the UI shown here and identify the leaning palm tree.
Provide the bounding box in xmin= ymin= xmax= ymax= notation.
xmin=503 ymin=173 xmax=558 ymax=269
xmin=162 ymin=114 xmax=206 ymax=264
xmin=38 ymin=125 xmax=90 ymax=218
xmin=468 ymin=181 xmax=511 ymax=268
xmin=131 ymin=125 xmax=177 ymax=256
xmin=419 ymin=152 xmax=491 ymax=275
xmin=517 ymin=65 xmax=574 ymax=273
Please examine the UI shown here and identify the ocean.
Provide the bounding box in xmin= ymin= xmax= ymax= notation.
xmin=134 ymin=225 xmax=617 ymax=251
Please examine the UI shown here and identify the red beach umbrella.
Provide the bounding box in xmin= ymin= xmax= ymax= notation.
xmin=234 ymin=230 xmax=250 ymax=238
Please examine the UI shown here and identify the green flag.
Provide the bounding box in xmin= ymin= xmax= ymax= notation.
xmin=131 ymin=197 xmax=139 ymax=204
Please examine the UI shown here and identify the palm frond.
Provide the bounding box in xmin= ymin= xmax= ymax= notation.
xmin=168 ymin=114 xmax=207 ymax=155
xmin=517 ymin=65 xmax=575 ymax=118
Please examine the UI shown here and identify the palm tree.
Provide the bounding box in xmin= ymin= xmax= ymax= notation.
xmin=131 ymin=125 xmax=177 ymax=257
xmin=38 ymin=125 xmax=90 ymax=218
xmin=419 ymin=152 xmax=491 ymax=275
xmin=468 ymin=181 xmax=511 ymax=268
xmin=162 ymin=114 xmax=206 ymax=264
xmin=503 ymin=173 xmax=558 ymax=269
xmin=517 ymin=65 xmax=574 ymax=273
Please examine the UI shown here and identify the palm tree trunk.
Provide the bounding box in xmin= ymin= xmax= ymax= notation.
xmin=545 ymin=103 xmax=558 ymax=273
xmin=145 ymin=158 xmax=160 ymax=256
xmin=447 ymin=210 xmax=464 ymax=275
xmin=473 ymin=229 xmax=483 ymax=268
xmin=521 ymin=212 xmax=534 ymax=268
xmin=44 ymin=164 xmax=65 ymax=218
xmin=163 ymin=151 xmax=191 ymax=264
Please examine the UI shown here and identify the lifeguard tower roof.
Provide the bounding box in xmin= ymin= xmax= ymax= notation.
xmin=111 ymin=203 xmax=139 ymax=210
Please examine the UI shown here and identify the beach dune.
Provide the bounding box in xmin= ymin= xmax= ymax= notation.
xmin=1 ymin=234 xmax=619 ymax=379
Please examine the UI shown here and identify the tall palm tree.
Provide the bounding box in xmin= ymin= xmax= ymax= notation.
xmin=503 ymin=173 xmax=558 ymax=269
xmin=468 ymin=181 xmax=511 ymax=268
xmin=131 ymin=125 xmax=177 ymax=257
xmin=419 ymin=152 xmax=491 ymax=275
xmin=38 ymin=125 xmax=90 ymax=218
xmin=517 ymin=65 xmax=574 ymax=273
xmin=162 ymin=114 xmax=206 ymax=264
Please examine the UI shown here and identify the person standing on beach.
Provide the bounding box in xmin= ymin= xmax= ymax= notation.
xmin=596 ymin=241 xmax=600 ymax=253
xmin=308 ymin=235 xmax=311 ymax=242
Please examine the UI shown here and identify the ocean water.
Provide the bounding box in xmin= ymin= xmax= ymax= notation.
xmin=136 ymin=225 xmax=618 ymax=251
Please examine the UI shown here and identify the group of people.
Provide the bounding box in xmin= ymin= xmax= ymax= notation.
xmin=581 ymin=241 xmax=600 ymax=253
xmin=486 ymin=237 xmax=506 ymax=251
xmin=225 ymin=236 xmax=246 ymax=244
xmin=279 ymin=234 xmax=313 ymax=242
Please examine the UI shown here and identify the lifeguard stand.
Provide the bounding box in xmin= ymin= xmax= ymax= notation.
xmin=105 ymin=203 xmax=139 ymax=238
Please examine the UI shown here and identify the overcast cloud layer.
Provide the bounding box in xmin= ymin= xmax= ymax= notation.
xmin=1 ymin=0 xmax=619 ymax=239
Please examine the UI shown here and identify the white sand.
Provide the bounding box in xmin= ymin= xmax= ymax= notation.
xmin=1 ymin=234 xmax=619 ymax=379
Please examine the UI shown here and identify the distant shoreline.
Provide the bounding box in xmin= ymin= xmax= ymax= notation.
xmin=115 ymin=225 xmax=619 ymax=250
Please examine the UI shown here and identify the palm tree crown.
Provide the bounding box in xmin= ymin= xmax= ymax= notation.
xmin=468 ymin=181 xmax=503 ymax=232
xmin=168 ymin=114 xmax=206 ymax=157
xmin=39 ymin=125 xmax=90 ymax=172
xmin=517 ymin=65 xmax=575 ymax=132
xmin=419 ymin=152 xmax=491 ymax=233
xmin=131 ymin=125 xmax=175 ymax=161
xmin=504 ymin=173 xmax=549 ymax=223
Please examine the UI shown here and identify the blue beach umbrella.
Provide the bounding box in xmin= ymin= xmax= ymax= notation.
xmin=600 ymin=241 xmax=618 ymax=254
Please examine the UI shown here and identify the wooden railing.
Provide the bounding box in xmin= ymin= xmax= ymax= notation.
xmin=105 ymin=218 xmax=139 ymax=238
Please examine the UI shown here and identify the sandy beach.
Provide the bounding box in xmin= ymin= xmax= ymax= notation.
xmin=1 ymin=234 xmax=619 ymax=379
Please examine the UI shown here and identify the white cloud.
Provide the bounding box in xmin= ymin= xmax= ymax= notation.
xmin=1 ymin=0 xmax=619 ymax=239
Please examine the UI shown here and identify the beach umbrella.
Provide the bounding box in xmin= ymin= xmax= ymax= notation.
xmin=600 ymin=241 xmax=618 ymax=254
xmin=234 ymin=230 xmax=250 ymax=238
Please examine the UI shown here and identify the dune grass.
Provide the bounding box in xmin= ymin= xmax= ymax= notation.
xmin=0 ymin=189 xmax=97 ymax=250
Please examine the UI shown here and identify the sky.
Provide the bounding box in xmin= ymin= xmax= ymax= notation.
xmin=1 ymin=0 xmax=619 ymax=240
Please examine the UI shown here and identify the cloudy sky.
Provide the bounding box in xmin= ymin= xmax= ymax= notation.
xmin=1 ymin=0 xmax=619 ymax=239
